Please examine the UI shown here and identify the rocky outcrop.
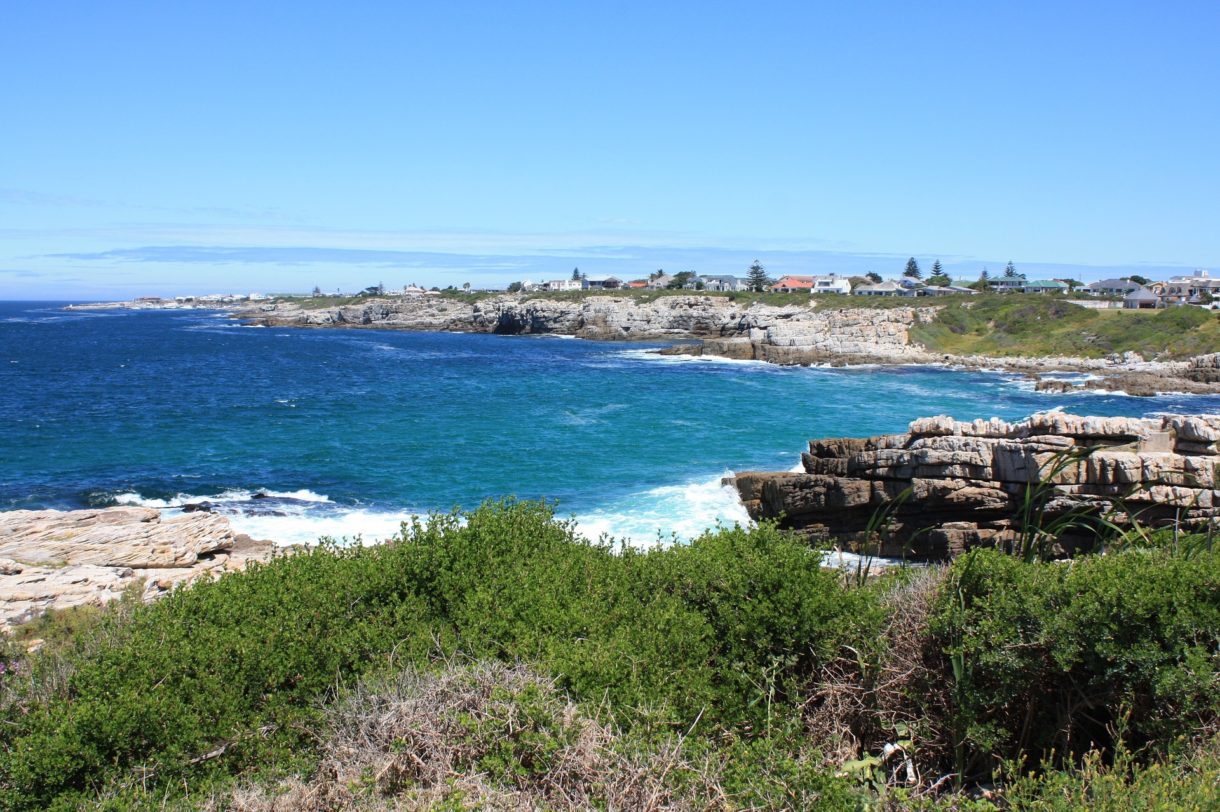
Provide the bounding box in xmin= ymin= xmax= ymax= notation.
xmin=248 ymin=295 xmax=1220 ymax=386
xmin=251 ymin=295 xmax=937 ymax=362
xmin=732 ymin=412 xmax=1220 ymax=560
xmin=0 ymin=507 xmax=273 ymax=632
xmin=255 ymin=295 xmax=747 ymax=339
xmin=1185 ymin=352 xmax=1220 ymax=383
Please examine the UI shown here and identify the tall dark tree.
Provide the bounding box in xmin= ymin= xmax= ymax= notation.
xmin=571 ymin=267 xmax=581 ymax=281
xmin=746 ymin=260 xmax=771 ymax=292
xmin=927 ymin=259 xmax=950 ymax=286
xmin=1004 ymin=261 xmax=1017 ymax=278
xmin=866 ymin=271 xmax=882 ymax=284
xmin=904 ymin=258 xmax=922 ymax=279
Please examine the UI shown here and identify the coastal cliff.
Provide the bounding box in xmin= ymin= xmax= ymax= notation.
xmin=249 ymin=294 xmax=939 ymax=362
xmin=0 ymin=507 xmax=273 ymax=633
xmin=734 ymin=411 xmax=1220 ymax=559
xmin=245 ymin=294 xmax=1220 ymax=392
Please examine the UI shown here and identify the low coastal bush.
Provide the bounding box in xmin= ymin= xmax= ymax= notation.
xmin=910 ymin=294 xmax=1220 ymax=358
xmin=0 ymin=501 xmax=1216 ymax=809
xmin=0 ymin=502 xmax=872 ymax=809
xmin=930 ymin=548 xmax=1220 ymax=782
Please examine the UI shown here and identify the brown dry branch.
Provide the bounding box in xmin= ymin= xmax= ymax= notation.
xmin=206 ymin=660 xmax=711 ymax=812
xmin=804 ymin=567 xmax=953 ymax=792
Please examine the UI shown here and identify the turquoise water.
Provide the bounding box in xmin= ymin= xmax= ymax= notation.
xmin=4 ymin=301 xmax=1219 ymax=545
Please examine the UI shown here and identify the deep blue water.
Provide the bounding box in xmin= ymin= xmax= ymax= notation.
xmin=4 ymin=301 xmax=1219 ymax=544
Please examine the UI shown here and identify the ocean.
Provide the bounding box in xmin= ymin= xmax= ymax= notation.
xmin=4 ymin=300 xmax=1219 ymax=546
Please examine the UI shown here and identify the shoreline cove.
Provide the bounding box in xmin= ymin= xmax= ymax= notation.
xmin=2 ymin=299 xmax=1219 ymax=558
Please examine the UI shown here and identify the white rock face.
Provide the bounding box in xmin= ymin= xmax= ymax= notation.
xmin=252 ymin=296 xmax=936 ymax=361
xmin=0 ymin=507 xmax=272 ymax=632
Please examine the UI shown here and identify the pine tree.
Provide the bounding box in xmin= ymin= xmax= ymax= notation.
xmin=927 ymin=259 xmax=949 ymax=286
xmin=1004 ymin=261 xmax=1017 ymax=278
xmin=746 ymin=260 xmax=771 ymax=292
xmin=904 ymin=258 xmax=922 ymax=279
xmin=571 ymin=267 xmax=581 ymax=281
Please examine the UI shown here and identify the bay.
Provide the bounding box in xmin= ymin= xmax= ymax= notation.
xmin=3 ymin=301 xmax=1219 ymax=545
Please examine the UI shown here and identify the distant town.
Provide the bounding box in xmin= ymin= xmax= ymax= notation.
xmin=75 ymin=261 xmax=1220 ymax=312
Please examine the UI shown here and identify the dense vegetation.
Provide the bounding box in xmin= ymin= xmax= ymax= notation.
xmin=0 ymin=501 xmax=1216 ymax=809
xmin=910 ymin=294 xmax=1220 ymax=358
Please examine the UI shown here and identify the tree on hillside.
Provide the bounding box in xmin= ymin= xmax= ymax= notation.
xmin=667 ymin=271 xmax=696 ymax=289
xmin=1128 ymin=275 xmax=1151 ymax=286
xmin=463 ymin=282 xmax=471 ymax=292
xmin=968 ymin=268 xmax=991 ymax=291
xmin=507 ymin=281 xmax=524 ymax=293
xmin=866 ymin=272 xmax=882 ymax=284
xmin=926 ymin=259 xmax=949 ymax=286
xmin=1004 ymin=261 xmax=1017 ymax=278
xmin=746 ymin=260 xmax=771 ymax=292
xmin=904 ymin=258 xmax=922 ymax=279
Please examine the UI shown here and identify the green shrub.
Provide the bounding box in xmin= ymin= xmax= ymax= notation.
xmin=931 ymin=548 xmax=1220 ymax=781
xmin=0 ymin=502 xmax=876 ymax=809
xmin=909 ymin=295 xmax=1220 ymax=358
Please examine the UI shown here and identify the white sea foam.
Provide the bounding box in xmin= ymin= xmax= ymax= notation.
xmin=227 ymin=508 xmax=419 ymax=546
xmin=614 ymin=349 xmax=774 ymax=368
xmin=112 ymin=488 xmax=332 ymax=509
xmin=570 ymin=472 xmax=752 ymax=548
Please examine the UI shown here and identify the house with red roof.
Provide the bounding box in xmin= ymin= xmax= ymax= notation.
xmin=770 ymin=275 xmax=815 ymax=293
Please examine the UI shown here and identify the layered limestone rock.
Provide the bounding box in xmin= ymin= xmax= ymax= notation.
xmin=1185 ymin=352 xmax=1220 ymax=384
xmin=0 ymin=507 xmax=273 ymax=632
xmin=732 ymin=412 xmax=1220 ymax=559
xmin=250 ymin=296 xmax=935 ymax=361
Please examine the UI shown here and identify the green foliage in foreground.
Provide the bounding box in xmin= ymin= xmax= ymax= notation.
xmin=932 ymin=548 xmax=1220 ymax=783
xmin=910 ymin=294 xmax=1220 ymax=358
xmin=0 ymin=503 xmax=1216 ymax=809
xmin=0 ymin=503 xmax=872 ymax=809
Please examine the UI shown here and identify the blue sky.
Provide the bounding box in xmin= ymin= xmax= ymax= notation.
xmin=2 ymin=1 xmax=1218 ymax=298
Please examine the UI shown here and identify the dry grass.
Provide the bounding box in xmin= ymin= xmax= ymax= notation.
xmin=805 ymin=568 xmax=952 ymax=792
xmin=208 ymin=660 xmax=715 ymax=811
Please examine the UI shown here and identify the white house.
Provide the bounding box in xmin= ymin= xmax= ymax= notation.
xmin=699 ymin=275 xmax=748 ymax=292
xmin=853 ymin=281 xmax=913 ymax=297
xmin=989 ymin=274 xmax=1027 ymax=293
xmin=544 ymin=279 xmax=583 ymax=292
xmin=810 ymin=274 xmax=852 ymax=295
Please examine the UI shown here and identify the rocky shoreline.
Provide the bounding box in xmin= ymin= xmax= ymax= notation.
xmin=732 ymin=411 xmax=1220 ymax=560
xmin=242 ymin=294 xmax=1220 ymax=395
xmin=0 ymin=507 xmax=273 ymax=635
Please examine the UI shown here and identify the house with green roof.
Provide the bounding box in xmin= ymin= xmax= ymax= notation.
xmin=1023 ymin=279 xmax=1068 ymax=294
